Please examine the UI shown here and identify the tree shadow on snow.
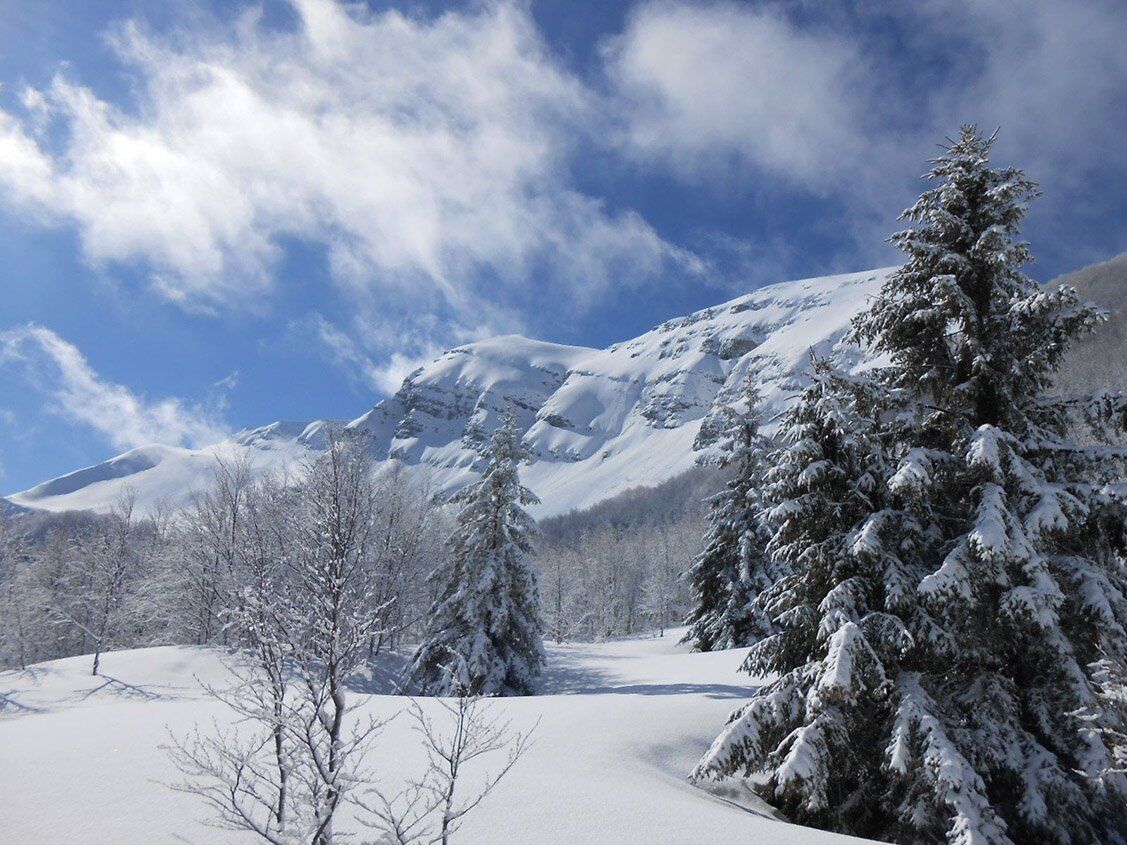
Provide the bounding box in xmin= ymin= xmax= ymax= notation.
xmin=540 ymin=651 xmax=754 ymax=699
xmin=0 ymin=665 xmax=56 ymax=717
xmin=74 ymin=674 xmax=167 ymax=703
xmin=571 ymin=682 xmax=752 ymax=699
xmin=346 ymin=651 xmax=412 ymax=696
xmin=0 ymin=689 xmax=46 ymax=716
xmin=538 ymin=651 xmax=623 ymax=694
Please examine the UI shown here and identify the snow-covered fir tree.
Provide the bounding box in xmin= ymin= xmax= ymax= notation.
xmin=696 ymin=127 xmax=1127 ymax=844
xmin=683 ymin=378 xmax=775 ymax=652
xmin=407 ymin=411 xmax=546 ymax=696
xmin=1085 ymin=651 xmax=1127 ymax=780
xmin=695 ymin=358 xmax=910 ymax=834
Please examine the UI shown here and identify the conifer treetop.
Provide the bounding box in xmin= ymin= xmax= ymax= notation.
xmin=853 ymin=125 xmax=1102 ymax=431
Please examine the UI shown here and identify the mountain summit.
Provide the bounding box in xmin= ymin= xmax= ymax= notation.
xmin=8 ymin=269 xmax=893 ymax=517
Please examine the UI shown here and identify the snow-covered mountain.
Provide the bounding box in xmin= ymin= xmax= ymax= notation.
xmin=1052 ymin=252 xmax=1127 ymax=395
xmin=6 ymin=268 xmax=892 ymax=518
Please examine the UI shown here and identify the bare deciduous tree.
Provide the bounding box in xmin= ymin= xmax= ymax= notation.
xmin=532 ymin=510 xmax=700 ymax=643
xmin=42 ymin=492 xmax=143 ymax=675
xmin=365 ymin=694 xmax=535 ymax=845
xmin=170 ymin=431 xmax=395 ymax=845
xmin=0 ymin=520 xmax=32 ymax=669
xmin=179 ymin=457 xmax=257 ymax=645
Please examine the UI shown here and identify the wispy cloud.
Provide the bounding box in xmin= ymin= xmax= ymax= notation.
xmin=304 ymin=314 xmax=443 ymax=396
xmin=906 ymin=0 xmax=1127 ymax=194
xmin=0 ymin=0 xmax=694 ymax=321
xmin=603 ymin=0 xmax=1127 ymax=273
xmin=212 ymin=371 xmax=240 ymax=392
xmin=605 ymin=2 xmax=879 ymax=189
xmin=0 ymin=325 xmax=229 ymax=450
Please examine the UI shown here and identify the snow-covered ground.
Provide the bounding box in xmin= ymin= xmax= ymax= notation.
xmin=0 ymin=630 xmax=873 ymax=844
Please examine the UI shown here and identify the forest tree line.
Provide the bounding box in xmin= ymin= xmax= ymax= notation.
xmin=0 ymin=450 xmax=711 ymax=672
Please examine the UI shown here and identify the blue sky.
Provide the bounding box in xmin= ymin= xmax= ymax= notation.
xmin=1 ymin=0 xmax=1125 ymax=493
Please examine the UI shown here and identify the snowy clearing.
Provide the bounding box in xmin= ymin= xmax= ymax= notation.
xmin=0 ymin=630 xmax=873 ymax=844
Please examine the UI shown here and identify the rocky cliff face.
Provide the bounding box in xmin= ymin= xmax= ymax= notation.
xmin=8 ymin=267 xmax=896 ymax=518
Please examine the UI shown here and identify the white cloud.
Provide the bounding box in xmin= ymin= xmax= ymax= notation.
xmin=603 ymin=0 xmax=1127 ymax=272
xmin=305 ymin=314 xmax=443 ymax=395
xmin=607 ymin=0 xmax=1127 ymax=196
xmin=912 ymin=0 xmax=1127 ymax=184
xmin=0 ymin=0 xmax=692 ymax=321
xmin=212 ymin=371 xmax=240 ymax=391
xmin=369 ymin=351 xmax=431 ymax=396
xmin=0 ymin=325 xmax=229 ymax=450
xmin=1 ymin=0 xmax=1121 ymax=401
xmin=605 ymin=1 xmax=878 ymax=188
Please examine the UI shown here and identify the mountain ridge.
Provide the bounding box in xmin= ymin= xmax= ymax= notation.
xmin=0 ymin=266 xmax=931 ymax=517
xmin=24 ymin=261 xmax=1115 ymax=519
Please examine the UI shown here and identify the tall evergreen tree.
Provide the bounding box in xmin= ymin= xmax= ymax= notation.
xmin=696 ymin=127 xmax=1127 ymax=844
xmin=683 ymin=378 xmax=774 ymax=651
xmin=696 ymin=359 xmax=914 ymax=836
xmin=407 ymin=411 xmax=546 ymax=696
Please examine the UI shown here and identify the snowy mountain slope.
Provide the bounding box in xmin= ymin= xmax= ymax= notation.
xmin=0 ymin=632 xmax=875 ymax=844
xmin=1053 ymin=252 xmax=1127 ymax=395
xmin=9 ymin=424 xmax=329 ymax=515
xmin=5 ymin=268 xmax=892 ymax=518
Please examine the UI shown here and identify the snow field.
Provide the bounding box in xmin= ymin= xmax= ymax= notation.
xmin=0 ymin=631 xmax=874 ymax=844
